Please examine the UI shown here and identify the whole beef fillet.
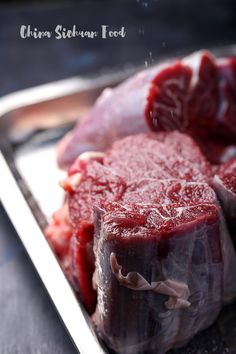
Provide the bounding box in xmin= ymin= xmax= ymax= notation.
xmin=48 ymin=132 xmax=236 ymax=353
xmin=57 ymin=51 xmax=236 ymax=169
xmin=57 ymin=131 xmax=213 ymax=312
xmin=60 ymin=132 xmax=232 ymax=344
xmin=103 ymin=132 xmax=212 ymax=183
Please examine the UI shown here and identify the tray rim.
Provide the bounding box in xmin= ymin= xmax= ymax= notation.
xmin=0 ymin=66 xmax=139 ymax=119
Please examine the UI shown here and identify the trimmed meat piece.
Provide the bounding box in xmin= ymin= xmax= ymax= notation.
xmin=65 ymin=152 xmax=126 ymax=312
xmin=93 ymin=201 xmax=223 ymax=354
xmin=49 ymin=132 xmax=236 ymax=353
xmin=57 ymin=51 xmax=236 ymax=170
xmin=57 ymin=132 xmax=213 ymax=315
xmin=147 ymin=51 xmax=218 ymax=135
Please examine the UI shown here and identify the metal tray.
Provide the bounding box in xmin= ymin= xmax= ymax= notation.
xmin=1 ymin=46 xmax=236 ymax=354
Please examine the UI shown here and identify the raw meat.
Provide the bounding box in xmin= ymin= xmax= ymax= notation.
xmin=93 ymin=201 xmax=223 ymax=354
xmin=70 ymin=222 xmax=97 ymax=314
xmin=48 ymin=132 xmax=236 ymax=353
xmin=103 ymin=132 xmax=213 ymax=184
xmin=63 ymin=132 xmax=214 ymax=313
xmin=146 ymin=51 xmax=218 ymax=135
xmin=57 ymin=51 xmax=236 ymax=169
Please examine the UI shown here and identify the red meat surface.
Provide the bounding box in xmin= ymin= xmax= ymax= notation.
xmin=57 ymin=51 xmax=236 ymax=169
xmin=46 ymin=50 xmax=236 ymax=354
xmin=46 ymin=131 xmax=236 ymax=353
xmin=103 ymin=132 xmax=212 ymax=183
xmin=93 ymin=201 xmax=223 ymax=354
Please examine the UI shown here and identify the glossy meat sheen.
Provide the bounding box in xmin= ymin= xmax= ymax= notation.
xmin=48 ymin=131 xmax=236 ymax=353
xmin=103 ymin=132 xmax=213 ymax=183
xmin=56 ymin=132 xmax=214 ymax=313
xmin=93 ymin=202 xmax=223 ymax=354
xmin=57 ymin=51 xmax=236 ymax=169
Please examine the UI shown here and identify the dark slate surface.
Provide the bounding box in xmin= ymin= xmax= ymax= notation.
xmin=0 ymin=1 xmax=236 ymax=353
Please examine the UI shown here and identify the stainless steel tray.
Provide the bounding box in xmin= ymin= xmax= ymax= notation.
xmin=1 ymin=45 xmax=236 ymax=354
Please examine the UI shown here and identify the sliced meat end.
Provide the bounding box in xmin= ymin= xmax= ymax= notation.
xmin=146 ymin=51 xmax=218 ymax=136
xmin=146 ymin=61 xmax=192 ymax=131
xmin=104 ymin=132 xmax=213 ymax=184
xmin=57 ymin=52 xmax=236 ymax=170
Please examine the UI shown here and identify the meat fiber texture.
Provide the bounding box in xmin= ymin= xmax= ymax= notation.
xmin=47 ymin=132 xmax=236 ymax=353
xmin=57 ymin=51 xmax=236 ymax=169
xmin=94 ymin=203 xmax=222 ymax=354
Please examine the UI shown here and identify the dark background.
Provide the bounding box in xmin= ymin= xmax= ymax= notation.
xmin=0 ymin=1 xmax=236 ymax=353
xmin=1 ymin=0 xmax=236 ymax=96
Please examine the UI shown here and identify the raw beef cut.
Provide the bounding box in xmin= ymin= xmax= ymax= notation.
xmin=93 ymin=201 xmax=223 ymax=354
xmin=63 ymin=132 xmax=214 ymax=313
xmin=64 ymin=152 xmax=126 ymax=313
xmin=56 ymin=62 xmax=163 ymax=169
xmin=46 ymin=131 xmax=236 ymax=353
xmin=146 ymin=51 xmax=218 ymax=135
xmin=70 ymin=222 xmax=97 ymax=314
xmin=46 ymin=47 xmax=236 ymax=354
xmin=57 ymin=51 xmax=236 ymax=169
